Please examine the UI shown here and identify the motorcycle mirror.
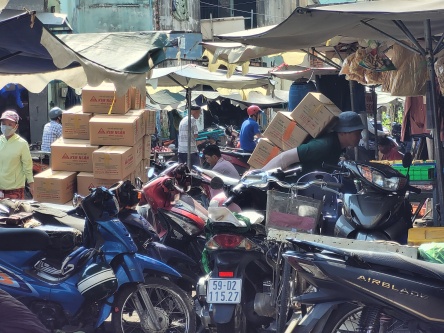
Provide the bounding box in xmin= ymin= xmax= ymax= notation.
xmin=210 ymin=177 xmax=224 ymax=190
xmin=147 ymin=167 xmax=155 ymax=180
xmin=402 ymin=152 xmax=413 ymax=168
xmin=134 ymin=177 xmax=143 ymax=190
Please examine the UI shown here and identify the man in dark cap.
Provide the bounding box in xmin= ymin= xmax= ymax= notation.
xmin=263 ymin=111 xmax=365 ymax=173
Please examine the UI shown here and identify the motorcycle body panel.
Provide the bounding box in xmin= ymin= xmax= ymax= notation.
xmin=284 ymin=241 xmax=444 ymax=333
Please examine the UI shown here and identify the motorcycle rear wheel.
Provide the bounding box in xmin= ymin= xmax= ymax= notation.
xmin=323 ymin=303 xmax=425 ymax=333
xmin=112 ymin=278 xmax=196 ymax=333
xmin=216 ymin=303 xmax=246 ymax=333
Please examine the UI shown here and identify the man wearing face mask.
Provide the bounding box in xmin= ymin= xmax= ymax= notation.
xmin=0 ymin=110 xmax=34 ymax=199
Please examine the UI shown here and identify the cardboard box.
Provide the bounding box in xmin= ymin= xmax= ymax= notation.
xmin=134 ymin=138 xmax=144 ymax=166
xmin=33 ymin=169 xmax=77 ymax=204
xmin=290 ymin=92 xmax=342 ymax=138
xmin=62 ymin=105 xmax=93 ymax=140
xmin=76 ymin=172 xmax=123 ymax=196
xmin=82 ymin=83 xmax=130 ymax=114
xmin=145 ymin=109 xmax=156 ymax=134
xmin=247 ymin=139 xmax=282 ymax=170
xmin=129 ymin=87 xmax=142 ymax=109
xmin=142 ymin=135 xmax=152 ymax=160
xmin=92 ymin=146 xmax=135 ymax=179
xmin=264 ymin=112 xmax=310 ymax=150
xmin=126 ymin=109 xmax=146 ymax=139
xmin=51 ymin=138 xmax=99 ymax=172
xmin=89 ymin=114 xmax=142 ymax=146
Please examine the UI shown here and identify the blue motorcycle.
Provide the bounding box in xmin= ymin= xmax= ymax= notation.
xmin=0 ymin=186 xmax=196 ymax=332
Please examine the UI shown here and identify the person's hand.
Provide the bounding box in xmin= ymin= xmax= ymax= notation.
xmin=28 ymin=182 xmax=34 ymax=197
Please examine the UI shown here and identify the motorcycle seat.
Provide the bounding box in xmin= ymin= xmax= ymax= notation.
xmin=0 ymin=228 xmax=50 ymax=251
xmin=200 ymin=169 xmax=239 ymax=187
xmin=351 ymin=249 xmax=444 ymax=281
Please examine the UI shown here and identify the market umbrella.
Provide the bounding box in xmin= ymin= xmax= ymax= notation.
xmin=146 ymin=64 xmax=271 ymax=167
xmin=217 ymin=0 xmax=444 ymax=225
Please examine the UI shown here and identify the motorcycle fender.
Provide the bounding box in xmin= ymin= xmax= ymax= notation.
xmin=211 ymin=304 xmax=236 ymax=324
xmin=334 ymin=215 xmax=355 ymax=238
xmin=95 ymin=295 xmax=114 ymax=328
xmin=113 ymin=254 xmax=181 ymax=287
xmin=295 ymin=302 xmax=342 ymax=333
xmin=135 ymin=253 xmax=181 ymax=278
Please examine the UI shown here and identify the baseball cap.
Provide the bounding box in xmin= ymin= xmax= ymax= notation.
xmin=0 ymin=110 xmax=20 ymax=123
xmin=333 ymin=111 xmax=365 ymax=133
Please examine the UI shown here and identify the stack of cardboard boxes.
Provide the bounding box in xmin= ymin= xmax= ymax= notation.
xmin=33 ymin=83 xmax=156 ymax=203
xmin=247 ymin=93 xmax=343 ymax=169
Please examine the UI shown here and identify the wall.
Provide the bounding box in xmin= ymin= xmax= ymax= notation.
xmin=256 ymin=0 xmax=295 ymax=27
xmin=28 ymin=90 xmax=49 ymax=143
xmin=156 ymin=0 xmax=200 ymax=32
xmin=63 ymin=0 xmax=154 ymax=33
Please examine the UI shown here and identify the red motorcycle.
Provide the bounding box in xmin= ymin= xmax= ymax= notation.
xmin=137 ymin=164 xmax=209 ymax=278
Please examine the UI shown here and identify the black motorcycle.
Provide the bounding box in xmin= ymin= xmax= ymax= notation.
xmin=283 ymin=239 xmax=444 ymax=333
xmin=332 ymin=159 xmax=420 ymax=243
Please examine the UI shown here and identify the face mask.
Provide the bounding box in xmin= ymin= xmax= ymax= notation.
xmin=1 ymin=125 xmax=17 ymax=137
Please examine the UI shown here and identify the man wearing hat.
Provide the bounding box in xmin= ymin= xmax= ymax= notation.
xmin=263 ymin=111 xmax=365 ymax=173
xmin=41 ymin=106 xmax=63 ymax=152
xmin=0 ymin=110 xmax=34 ymax=199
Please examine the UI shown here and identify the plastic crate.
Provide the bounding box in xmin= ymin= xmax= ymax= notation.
xmin=266 ymin=190 xmax=322 ymax=234
xmin=408 ymin=227 xmax=444 ymax=246
xmin=391 ymin=163 xmax=435 ymax=181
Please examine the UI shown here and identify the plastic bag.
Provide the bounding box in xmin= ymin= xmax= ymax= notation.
xmin=418 ymin=242 xmax=444 ymax=264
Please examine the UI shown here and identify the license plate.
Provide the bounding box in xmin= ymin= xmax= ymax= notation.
xmin=206 ymin=278 xmax=242 ymax=304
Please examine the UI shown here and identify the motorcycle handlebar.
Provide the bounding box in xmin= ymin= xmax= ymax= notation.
xmin=222 ymin=195 xmax=235 ymax=207
xmin=322 ymin=162 xmax=342 ymax=171
xmin=407 ymin=185 xmax=421 ymax=194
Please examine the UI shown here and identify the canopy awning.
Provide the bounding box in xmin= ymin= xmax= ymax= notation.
xmin=217 ymin=0 xmax=444 ymax=50
xmin=147 ymin=64 xmax=271 ymax=91
xmin=0 ymin=10 xmax=170 ymax=94
xmin=148 ymin=89 xmax=288 ymax=108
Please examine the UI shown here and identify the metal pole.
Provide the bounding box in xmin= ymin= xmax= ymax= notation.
xmin=371 ymin=86 xmax=378 ymax=160
xmin=251 ymin=9 xmax=253 ymax=29
xmin=186 ymin=88 xmax=192 ymax=168
xmin=230 ymin=0 xmax=234 ymax=17
xmin=210 ymin=13 xmax=214 ymax=41
xmin=425 ymin=19 xmax=444 ymax=225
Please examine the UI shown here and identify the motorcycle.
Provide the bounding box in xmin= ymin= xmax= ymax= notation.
xmin=137 ymin=163 xmax=210 ymax=284
xmin=283 ymin=238 xmax=444 ymax=333
xmin=332 ymin=158 xmax=420 ymax=243
xmin=196 ymin=168 xmax=343 ymax=333
xmin=0 ymin=185 xmax=195 ymax=332
xmin=210 ymin=167 xmax=342 ymax=236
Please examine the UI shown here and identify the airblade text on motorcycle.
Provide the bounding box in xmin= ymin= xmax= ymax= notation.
xmin=356 ymin=275 xmax=429 ymax=299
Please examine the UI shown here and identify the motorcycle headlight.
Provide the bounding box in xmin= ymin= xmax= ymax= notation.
xmin=358 ymin=165 xmax=401 ymax=191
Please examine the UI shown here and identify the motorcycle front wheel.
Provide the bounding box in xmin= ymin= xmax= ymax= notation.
xmin=112 ymin=277 xmax=196 ymax=333
xmin=323 ymin=303 xmax=426 ymax=333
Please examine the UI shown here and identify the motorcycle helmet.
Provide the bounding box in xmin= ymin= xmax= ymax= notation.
xmin=247 ymin=105 xmax=262 ymax=116
xmin=81 ymin=187 xmax=119 ymax=222
xmin=77 ymin=262 xmax=118 ymax=300
xmin=49 ymin=107 xmax=63 ymax=120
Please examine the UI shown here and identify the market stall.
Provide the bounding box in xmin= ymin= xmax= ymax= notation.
xmin=216 ymin=0 xmax=444 ymax=225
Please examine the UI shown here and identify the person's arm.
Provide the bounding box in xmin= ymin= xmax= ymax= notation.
xmin=21 ymin=143 xmax=34 ymax=193
xmin=262 ymin=147 xmax=300 ymax=171
xmin=253 ymin=122 xmax=262 ymax=139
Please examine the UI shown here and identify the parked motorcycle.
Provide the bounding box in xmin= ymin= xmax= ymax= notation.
xmin=332 ymin=158 xmax=420 ymax=243
xmin=0 ymin=185 xmax=195 ymax=332
xmin=137 ymin=164 xmax=209 ymax=285
xmin=196 ymin=169 xmax=343 ymax=333
xmin=283 ymin=238 xmax=444 ymax=333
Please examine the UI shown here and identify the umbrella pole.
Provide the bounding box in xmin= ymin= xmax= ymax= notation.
xmin=186 ymin=88 xmax=192 ymax=168
xmin=425 ymin=19 xmax=444 ymax=225
xmin=371 ymin=86 xmax=379 ymax=160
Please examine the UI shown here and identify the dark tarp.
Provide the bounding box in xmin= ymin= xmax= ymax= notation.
xmin=0 ymin=10 xmax=170 ymax=94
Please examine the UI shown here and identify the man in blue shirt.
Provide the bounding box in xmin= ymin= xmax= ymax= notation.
xmin=239 ymin=105 xmax=262 ymax=153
